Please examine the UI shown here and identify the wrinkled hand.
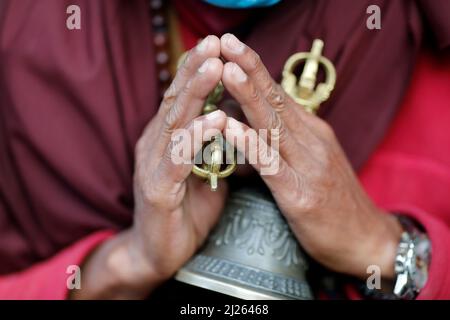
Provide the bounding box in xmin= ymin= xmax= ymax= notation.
xmin=131 ymin=36 xmax=228 ymax=281
xmin=72 ymin=36 xmax=228 ymax=299
xmin=220 ymin=34 xmax=402 ymax=279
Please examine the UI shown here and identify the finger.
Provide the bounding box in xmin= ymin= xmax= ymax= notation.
xmin=220 ymin=34 xmax=308 ymax=129
xmin=158 ymin=35 xmax=221 ymax=116
xmin=157 ymin=57 xmax=224 ymax=153
xmin=222 ymin=62 xmax=271 ymax=131
xmin=222 ymin=62 xmax=300 ymax=163
xmin=224 ymin=116 xmax=298 ymax=193
xmin=156 ymin=110 xmax=227 ymax=192
xmin=143 ymin=36 xmax=221 ymax=151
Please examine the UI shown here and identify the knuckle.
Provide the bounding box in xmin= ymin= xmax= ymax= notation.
xmin=266 ymin=84 xmax=286 ymax=112
xmin=161 ymin=85 xmax=177 ymax=112
xmin=164 ymin=103 xmax=182 ymax=132
xmin=248 ymin=51 xmax=262 ymax=73
xmin=163 ymin=83 xmax=177 ymax=101
xmin=181 ymin=78 xmax=193 ymax=96
xmin=276 ymin=128 xmax=290 ymax=150
xmin=269 ymin=124 xmax=288 ymax=153
xmin=162 ymin=144 xmax=175 ymax=167
xmin=248 ymin=84 xmax=260 ymax=104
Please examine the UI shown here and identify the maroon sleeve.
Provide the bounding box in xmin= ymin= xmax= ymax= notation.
xmin=0 ymin=230 xmax=114 ymax=300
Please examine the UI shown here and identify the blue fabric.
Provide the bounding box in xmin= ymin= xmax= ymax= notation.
xmin=203 ymin=0 xmax=281 ymax=9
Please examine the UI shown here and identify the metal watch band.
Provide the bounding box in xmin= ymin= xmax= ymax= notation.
xmin=359 ymin=215 xmax=431 ymax=300
xmin=393 ymin=216 xmax=431 ymax=299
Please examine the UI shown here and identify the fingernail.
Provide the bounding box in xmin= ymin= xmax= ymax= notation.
xmin=223 ymin=33 xmax=245 ymax=54
xmin=198 ymin=59 xmax=210 ymax=73
xmin=231 ymin=63 xmax=247 ymax=82
xmin=206 ymin=110 xmax=222 ymax=120
xmin=196 ymin=36 xmax=210 ymax=52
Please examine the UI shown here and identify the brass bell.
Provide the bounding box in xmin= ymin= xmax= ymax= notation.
xmin=175 ymin=39 xmax=336 ymax=300
xmin=176 ymin=186 xmax=313 ymax=299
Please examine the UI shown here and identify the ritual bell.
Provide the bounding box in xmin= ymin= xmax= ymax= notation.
xmin=175 ymin=39 xmax=336 ymax=300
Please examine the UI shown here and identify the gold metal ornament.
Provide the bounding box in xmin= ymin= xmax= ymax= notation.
xmin=281 ymin=39 xmax=336 ymax=113
xmin=191 ymin=83 xmax=237 ymax=191
xmin=176 ymin=39 xmax=336 ymax=300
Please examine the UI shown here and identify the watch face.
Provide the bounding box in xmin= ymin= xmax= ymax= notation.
xmin=413 ymin=235 xmax=431 ymax=290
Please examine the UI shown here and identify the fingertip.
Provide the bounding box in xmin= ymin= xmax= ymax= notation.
xmin=197 ymin=35 xmax=221 ymax=57
xmin=198 ymin=57 xmax=223 ymax=79
xmin=223 ymin=62 xmax=248 ymax=87
xmin=205 ymin=109 xmax=226 ymax=118
xmin=220 ymin=33 xmax=230 ymax=48
xmin=208 ymin=35 xmax=221 ymax=56
xmin=222 ymin=62 xmax=234 ymax=83
xmin=209 ymin=57 xmax=224 ymax=73
xmin=221 ymin=33 xmax=245 ymax=55
xmin=232 ymin=63 xmax=248 ymax=83
xmin=205 ymin=109 xmax=227 ymax=125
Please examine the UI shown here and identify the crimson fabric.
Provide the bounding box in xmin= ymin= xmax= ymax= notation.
xmin=0 ymin=230 xmax=113 ymax=299
xmin=0 ymin=0 xmax=449 ymax=297
xmin=359 ymin=52 xmax=450 ymax=299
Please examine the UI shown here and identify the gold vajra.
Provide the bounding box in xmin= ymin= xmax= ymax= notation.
xmin=281 ymin=39 xmax=336 ymax=114
xmin=178 ymin=39 xmax=336 ymax=191
xmin=191 ymin=82 xmax=237 ymax=191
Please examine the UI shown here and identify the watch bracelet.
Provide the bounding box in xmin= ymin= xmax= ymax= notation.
xmin=358 ymin=215 xmax=431 ymax=300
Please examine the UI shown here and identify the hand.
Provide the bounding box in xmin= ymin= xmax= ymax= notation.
xmin=220 ymin=34 xmax=402 ymax=279
xmin=72 ymin=36 xmax=228 ymax=299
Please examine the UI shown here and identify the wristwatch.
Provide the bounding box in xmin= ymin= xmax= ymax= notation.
xmin=360 ymin=215 xmax=431 ymax=300
xmin=392 ymin=216 xmax=431 ymax=299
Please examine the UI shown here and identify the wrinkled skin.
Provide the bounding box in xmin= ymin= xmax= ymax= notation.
xmin=220 ymin=33 xmax=402 ymax=279
xmin=72 ymin=34 xmax=402 ymax=299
